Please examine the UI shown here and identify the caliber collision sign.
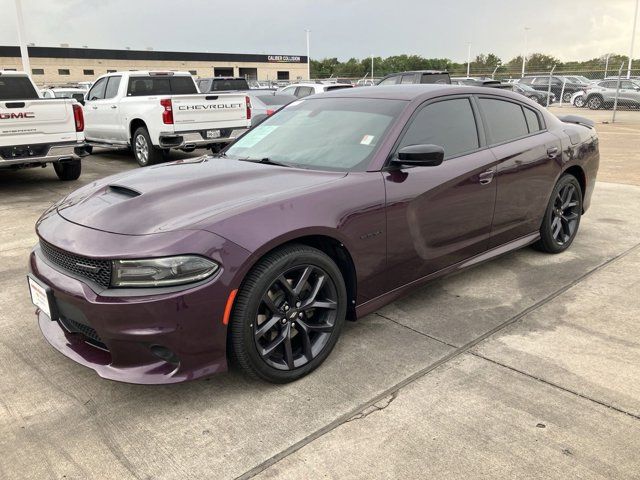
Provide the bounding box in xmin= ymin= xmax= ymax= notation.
xmin=267 ymin=55 xmax=302 ymax=63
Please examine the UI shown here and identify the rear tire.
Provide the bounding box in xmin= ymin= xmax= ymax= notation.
xmin=534 ymin=174 xmax=582 ymax=254
xmin=53 ymin=160 xmax=81 ymax=181
xmin=229 ymin=244 xmax=347 ymax=383
xmin=587 ymin=95 xmax=603 ymax=110
xmin=132 ymin=127 xmax=163 ymax=167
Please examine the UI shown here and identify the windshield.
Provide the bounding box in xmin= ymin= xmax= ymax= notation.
xmin=226 ymin=97 xmax=406 ymax=172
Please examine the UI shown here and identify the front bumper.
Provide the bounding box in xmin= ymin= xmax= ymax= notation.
xmin=159 ymin=128 xmax=248 ymax=149
xmin=0 ymin=142 xmax=90 ymax=167
xmin=29 ymin=215 xmax=251 ymax=384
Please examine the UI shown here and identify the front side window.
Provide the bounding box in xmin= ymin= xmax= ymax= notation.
xmin=226 ymin=98 xmax=406 ymax=172
xmin=104 ymin=76 xmax=122 ymax=99
xmin=379 ymin=76 xmax=400 ymax=86
xmin=398 ymin=98 xmax=479 ymax=159
xmin=479 ymin=98 xmax=529 ymax=144
xmin=87 ymin=77 xmax=107 ymax=100
xmin=296 ymin=86 xmax=314 ymax=98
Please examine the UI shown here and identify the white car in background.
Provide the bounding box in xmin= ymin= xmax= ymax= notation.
xmin=41 ymin=87 xmax=87 ymax=104
xmin=277 ymin=82 xmax=353 ymax=98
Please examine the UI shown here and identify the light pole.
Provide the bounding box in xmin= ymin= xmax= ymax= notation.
xmin=521 ymin=27 xmax=530 ymax=78
xmin=628 ymin=0 xmax=639 ymax=79
xmin=371 ymin=55 xmax=374 ymax=80
xmin=14 ymin=0 xmax=30 ymax=73
xmin=466 ymin=43 xmax=471 ymax=77
xmin=305 ymin=29 xmax=311 ymax=80
xmin=604 ymin=52 xmax=612 ymax=77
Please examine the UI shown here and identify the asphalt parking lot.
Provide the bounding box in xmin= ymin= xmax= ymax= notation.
xmin=1 ymin=106 xmax=639 ymax=479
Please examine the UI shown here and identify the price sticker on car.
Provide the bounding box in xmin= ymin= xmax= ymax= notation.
xmin=28 ymin=276 xmax=52 ymax=319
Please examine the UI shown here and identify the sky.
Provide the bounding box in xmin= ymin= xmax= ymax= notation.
xmin=0 ymin=0 xmax=637 ymax=62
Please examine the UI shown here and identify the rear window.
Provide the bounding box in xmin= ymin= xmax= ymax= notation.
xmin=0 ymin=76 xmax=39 ymax=100
xmin=257 ymin=95 xmax=296 ymax=105
xmin=208 ymin=79 xmax=249 ymax=91
xmin=127 ymin=76 xmax=197 ymax=96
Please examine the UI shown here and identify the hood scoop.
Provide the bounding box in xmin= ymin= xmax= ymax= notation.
xmin=107 ymin=184 xmax=141 ymax=198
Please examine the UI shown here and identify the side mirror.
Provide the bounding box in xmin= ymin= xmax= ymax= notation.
xmin=392 ymin=144 xmax=444 ymax=167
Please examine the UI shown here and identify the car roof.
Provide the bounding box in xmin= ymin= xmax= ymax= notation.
xmin=317 ymin=84 xmax=492 ymax=100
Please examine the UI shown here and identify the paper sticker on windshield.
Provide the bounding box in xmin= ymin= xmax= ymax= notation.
xmin=238 ymin=125 xmax=278 ymax=148
xmin=360 ymin=135 xmax=375 ymax=146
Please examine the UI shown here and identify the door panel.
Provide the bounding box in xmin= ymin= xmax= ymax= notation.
xmin=488 ymin=132 xmax=561 ymax=247
xmin=384 ymin=149 xmax=497 ymax=288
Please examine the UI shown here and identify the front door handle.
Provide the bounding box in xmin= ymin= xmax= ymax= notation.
xmin=547 ymin=147 xmax=559 ymax=159
xmin=478 ymin=169 xmax=495 ymax=185
xmin=91 ymin=106 xmax=98 ymax=110
xmin=110 ymin=105 xmax=117 ymax=109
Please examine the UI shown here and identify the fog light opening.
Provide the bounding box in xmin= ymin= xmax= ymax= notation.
xmin=150 ymin=345 xmax=180 ymax=366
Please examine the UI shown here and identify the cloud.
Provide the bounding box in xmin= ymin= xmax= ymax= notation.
xmin=0 ymin=0 xmax=637 ymax=62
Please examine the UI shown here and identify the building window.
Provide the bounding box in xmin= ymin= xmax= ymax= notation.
xmin=83 ymin=69 xmax=94 ymax=75
xmin=32 ymin=68 xmax=44 ymax=75
xmin=4 ymin=68 xmax=17 ymax=71
xmin=189 ymin=70 xmax=197 ymax=75
xmin=107 ymin=70 xmax=116 ymax=73
xmin=277 ymin=71 xmax=290 ymax=80
xmin=58 ymin=69 xmax=70 ymax=75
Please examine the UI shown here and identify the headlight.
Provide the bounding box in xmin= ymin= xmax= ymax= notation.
xmin=111 ymin=256 xmax=219 ymax=287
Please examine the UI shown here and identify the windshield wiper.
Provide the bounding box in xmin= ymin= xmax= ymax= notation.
xmin=239 ymin=157 xmax=292 ymax=168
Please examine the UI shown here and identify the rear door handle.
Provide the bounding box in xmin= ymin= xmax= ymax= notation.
xmin=478 ymin=169 xmax=495 ymax=185
xmin=91 ymin=106 xmax=98 ymax=110
xmin=547 ymin=147 xmax=559 ymax=159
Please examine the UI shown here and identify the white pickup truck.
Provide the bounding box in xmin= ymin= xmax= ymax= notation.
xmin=0 ymin=71 xmax=88 ymax=180
xmin=83 ymin=71 xmax=252 ymax=166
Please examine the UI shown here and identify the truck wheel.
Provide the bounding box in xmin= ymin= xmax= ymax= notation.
xmin=53 ymin=160 xmax=81 ymax=181
xmin=133 ymin=127 xmax=162 ymax=167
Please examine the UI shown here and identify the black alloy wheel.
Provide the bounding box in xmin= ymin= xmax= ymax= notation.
xmin=534 ymin=174 xmax=582 ymax=254
xmin=230 ymin=244 xmax=347 ymax=383
xmin=563 ymin=92 xmax=573 ymax=102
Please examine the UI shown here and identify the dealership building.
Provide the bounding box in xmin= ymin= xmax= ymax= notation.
xmin=0 ymin=45 xmax=308 ymax=86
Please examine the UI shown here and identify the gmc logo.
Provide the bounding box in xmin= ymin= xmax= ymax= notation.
xmin=0 ymin=112 xmax=35 ymax=120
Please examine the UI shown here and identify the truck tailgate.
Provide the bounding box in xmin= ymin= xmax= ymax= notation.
xmin=0 ymin=99 xmax=78 ymax=146
xmin=171 ymin=94 xmax=249 ymax=132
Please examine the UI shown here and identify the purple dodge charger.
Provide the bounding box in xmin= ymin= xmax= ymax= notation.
xmin=28 ymin=85 xmax=599 ymax=384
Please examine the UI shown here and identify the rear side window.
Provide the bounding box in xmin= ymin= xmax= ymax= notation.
xmin=0 ymin=76 xmax=39 ymax=100
xmin=104 ymin=76 xmax=121 ymax=99
xmin=87 ymin=77 xmax=108 ymax=100
xmin=523 ymin=107 xmax=542 ymax=133
xmin=420 ymin=73 xmax=451 ymax=84
xmin=479 ymin=98 xmax=529 ymax=143
xmin=401 ymin=74 xmax=415 ymax=84
xmin=399 ymin=98 xmax=479 ymax=159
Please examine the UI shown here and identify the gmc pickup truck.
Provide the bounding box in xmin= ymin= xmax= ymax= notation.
xmin=0 ymin=71 xmax=88 ymax=180
xmin=83 ymin=71 xmax=252 ymax=166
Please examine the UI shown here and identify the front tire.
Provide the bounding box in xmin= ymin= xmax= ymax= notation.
xmin=132 ymin=127 xmax=163 ymax=167
xmin=53 ymin=160 xmax=81 ymax=181
xmin=534 ymin=174 xmax=582 ymax=254
xmin=574 ymin=95 xmax=585 ymax=108
xmin=230 ymin=244 xmax=347 ymax=383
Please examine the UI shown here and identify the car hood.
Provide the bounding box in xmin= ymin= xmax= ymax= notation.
xmin=56 ymin=156 xmax=346 ymax=235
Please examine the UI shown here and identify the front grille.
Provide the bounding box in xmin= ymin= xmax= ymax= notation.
xmin=40 ymin=240 xmax=112 ymax=288
xmin=59 ymin=316 xmax=107 ymax=350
